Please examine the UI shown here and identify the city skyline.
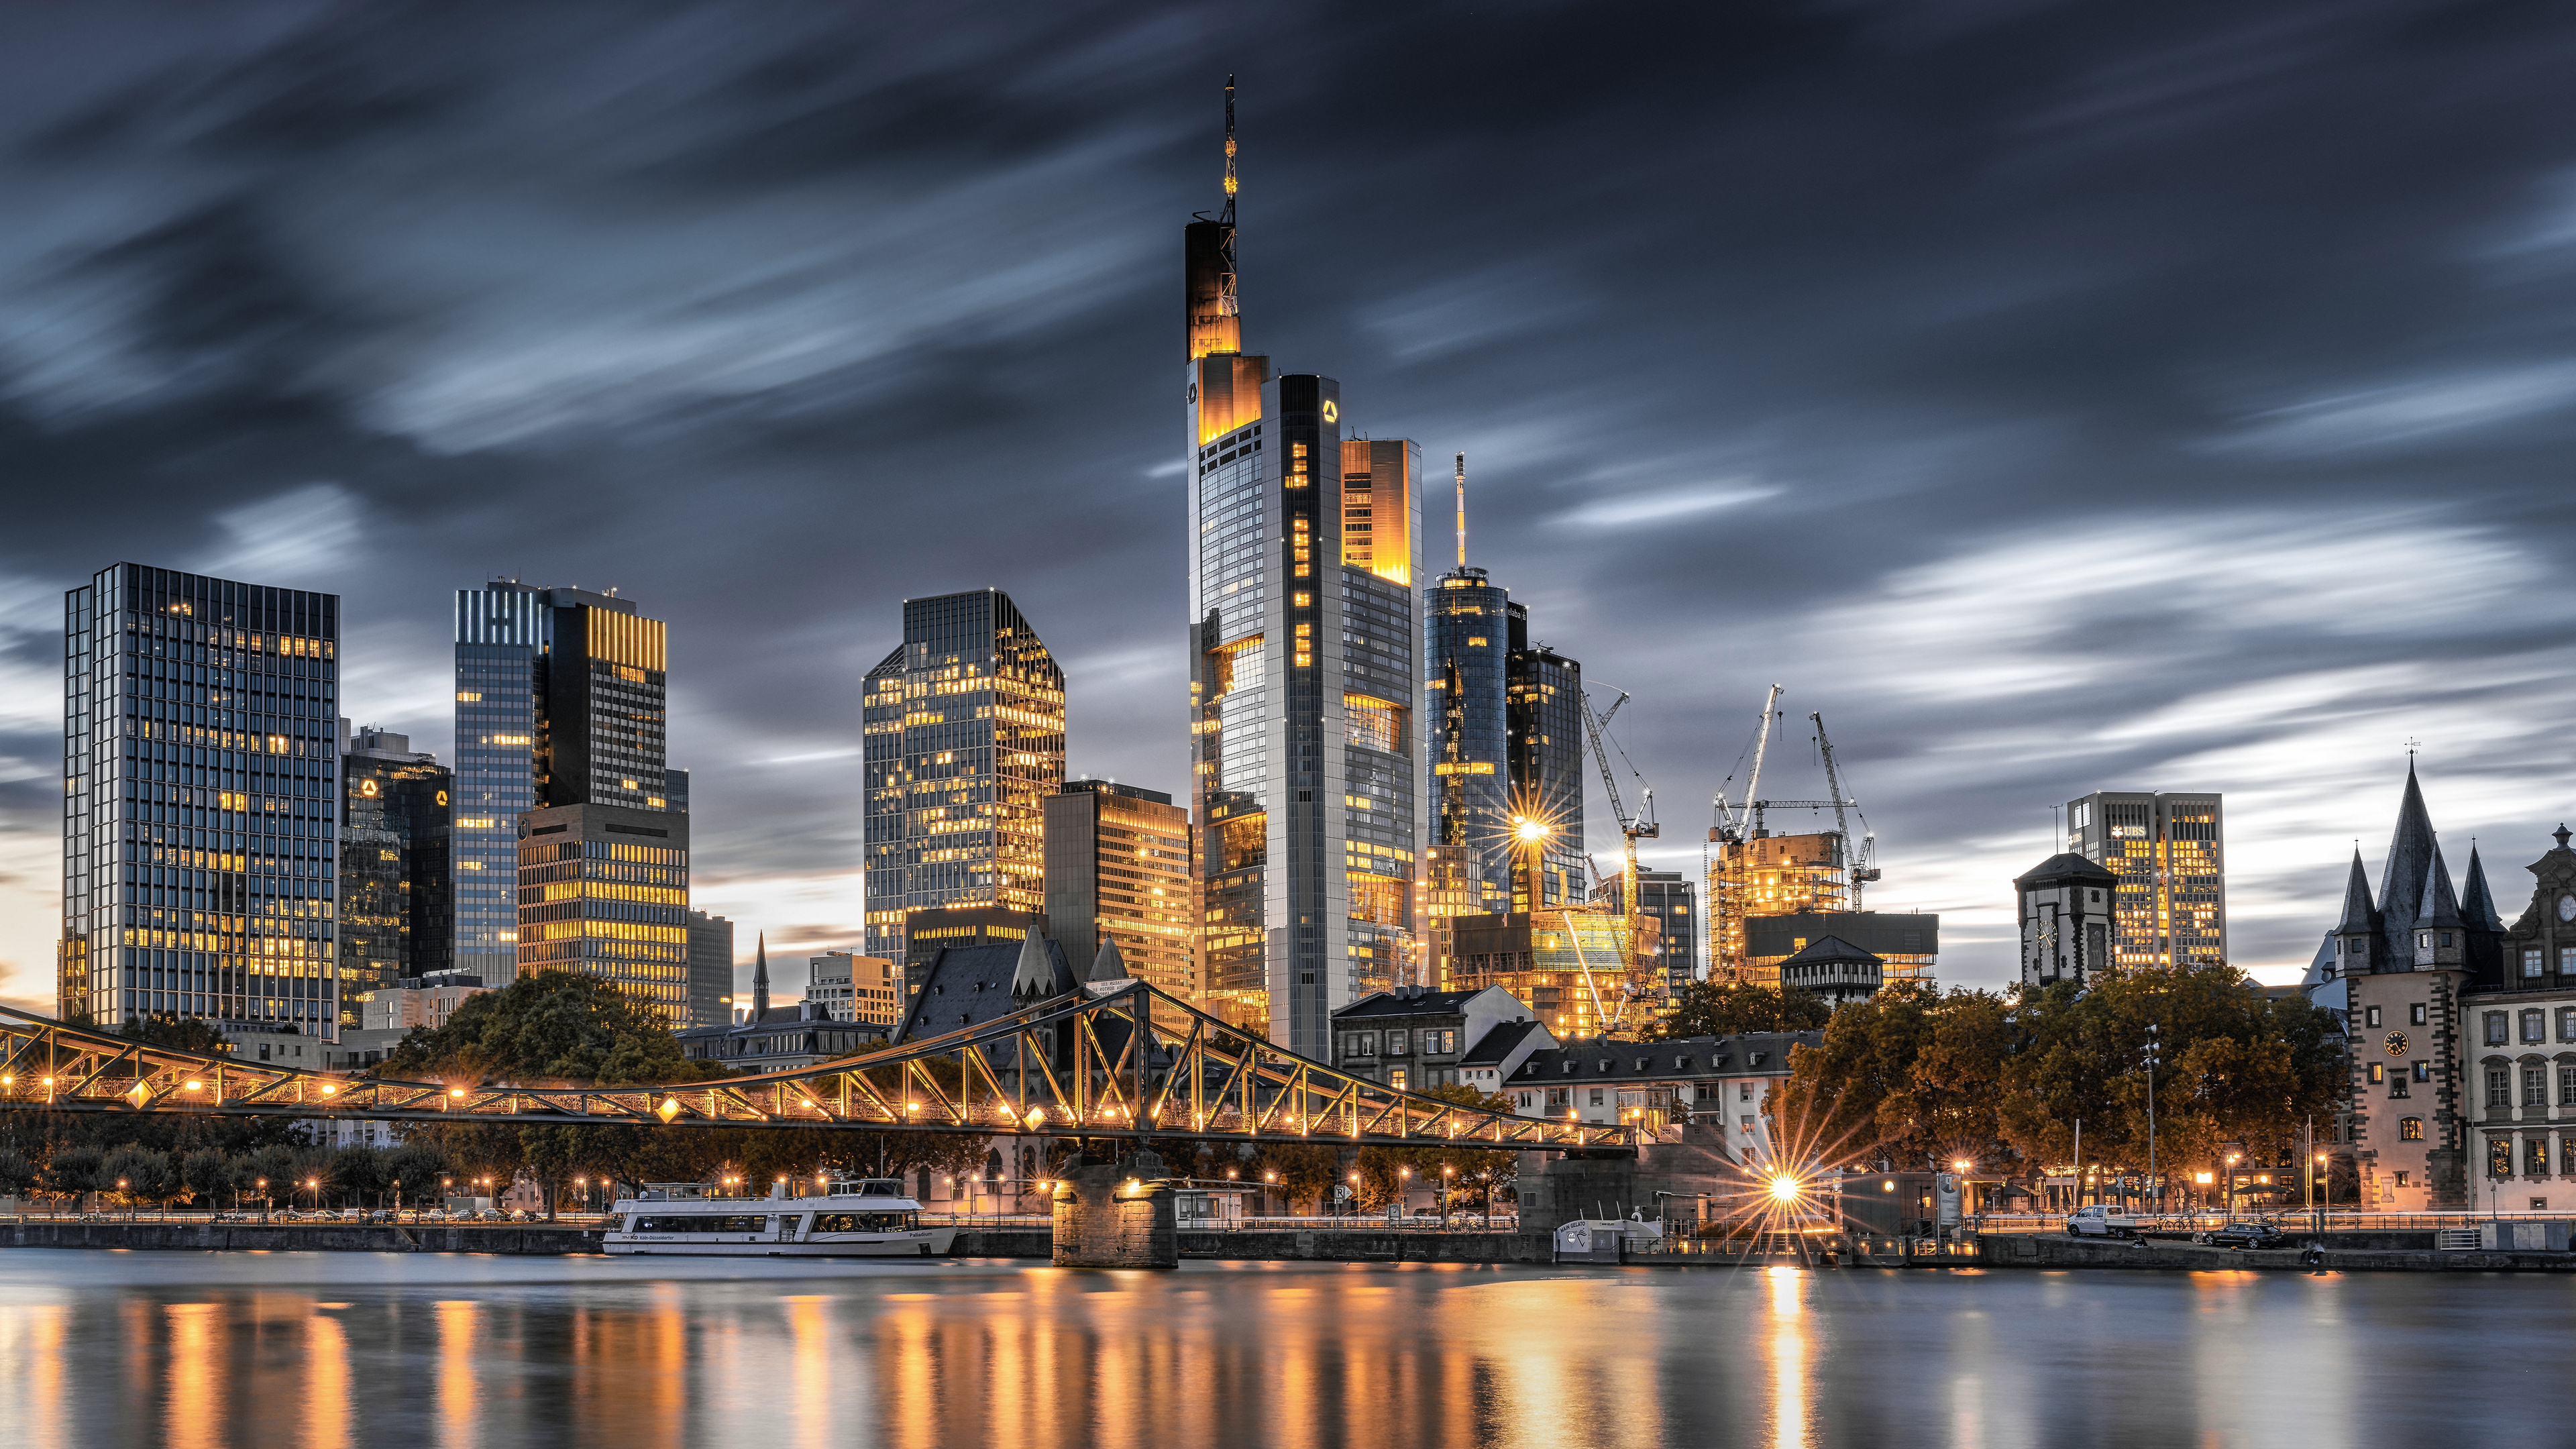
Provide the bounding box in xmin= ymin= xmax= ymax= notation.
xmin=6 ymin=3 xmax=2576 ymax=1013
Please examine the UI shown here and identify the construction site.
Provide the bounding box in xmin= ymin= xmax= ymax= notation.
xmin=1412 ymin=671 xmax=1937 ymax=1041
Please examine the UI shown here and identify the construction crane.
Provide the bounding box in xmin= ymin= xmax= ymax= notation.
xmin=1578 ymin=688 xmax=1660 ymax=1032
xmin=1810 ymin=710 xmax=1880 ymax=910
xmin=1711 ymin=684 xmax=1784 ymax=845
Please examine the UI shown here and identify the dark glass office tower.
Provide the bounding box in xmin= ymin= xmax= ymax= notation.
xmin=1504 ymin=606 xmax=1585 ymax=910
xmin=60 ymin=565 xmax=340 ymax=1037
xmin=1425 ymin=566 xmax=1513 ymax=913
xmin=1183 ymin=91 xmax=1421 ymax=1052
xmin=451 ymin=581 xmax=676 ymax=984
xmin=339 ymin=726 xmax=453 ymax=1028
xmin=861 ymin=590 xmax=1066 ymax=965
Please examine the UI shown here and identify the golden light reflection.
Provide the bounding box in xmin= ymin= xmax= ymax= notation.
xmin=162 ymin=1303 xmax=218 ymax=1449
xmin=435 ymin=1301 xmax=479 ymax=1449
xmin=1766 ymin=1266 xmax=1810 ymax=1449
xmin=0 ymin=1303 xmax=67 ymax=1449
xmin=784 ymin=1297 xmax=831 ymax=1449
xmin=305 ymin=1307 xmax=352 ymax=1449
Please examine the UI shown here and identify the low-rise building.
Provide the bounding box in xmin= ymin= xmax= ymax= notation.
xmin=1330 ymin=986 xmax=1553 ymax=1093
xmin=1505 ymin=1031 xmax=1820 ymax=1161
xmin=1778 ymin=936 xmax=1882 ymax=1008
xmin=808 ymin=950 xmax=903 ymax=1026
xmin=676 ymin=1000 xmax=890 ymax=1071
xmin=360 ymin=971 xmax=490 ymax=1033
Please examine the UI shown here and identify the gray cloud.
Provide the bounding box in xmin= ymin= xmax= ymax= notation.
xmin=3 ymin=0 xmax=2575 ymax=1006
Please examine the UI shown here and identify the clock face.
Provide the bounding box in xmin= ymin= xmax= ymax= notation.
xmin=2559 ymin=893 xmax=2575 ymax=923
xmin=2385 ymin=1031 xmax=2410 ymax=1056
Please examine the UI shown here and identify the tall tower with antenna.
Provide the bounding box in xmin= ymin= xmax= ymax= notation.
xmin=1184 ymin=79 xmax=1423 ymax=1052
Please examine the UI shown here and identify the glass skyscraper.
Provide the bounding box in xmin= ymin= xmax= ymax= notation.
xmin=60 ymin=565 xmax=341 ymax=1037
xmin=861 ymin=589 xmax=1066 ymax=965
xmin=1504 ymin=608 xmax=1585 ymax=910
xmin=339 ymin=726 xmax=453 ymax=1028
xmin=1425 ymin=566 xmax=1513 ymax=914
xmin=2064 ymin=790 xmax=2227 ymax=967
xmin=451 ymin=581 xmax=677 ymax=984
xmin=1184 ymin=113 xmax=1422 ymax=1053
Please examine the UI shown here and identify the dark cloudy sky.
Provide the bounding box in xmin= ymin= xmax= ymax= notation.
xmin=5 ymin=0 xmax=2574 ymax=1009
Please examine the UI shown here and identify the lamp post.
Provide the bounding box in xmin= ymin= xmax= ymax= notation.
xmin=257 ymin=1177 xmax=268 ymax=1224
xmin=1442 ymin=1164 xmax=1456 ymax=1226
xmin=2224 ymin=1150 xmax=2242 ymax=1220
xmin=117 ymin=1177 xmax=129 ymax=1224
xmin=2143 ymin=1024 xmax=2161 ymax=1216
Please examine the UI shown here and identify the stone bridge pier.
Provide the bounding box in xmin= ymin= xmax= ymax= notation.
xmin=1052 ymin=1149 xmax=1177 ymax=1268
xmin=1517 ymin=1123 xmax=1741 ymax=1238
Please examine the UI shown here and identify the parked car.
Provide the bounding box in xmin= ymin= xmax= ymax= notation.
xmin=2195 ymin=1220 xmax=2289 ymax=1250
xmin=419 ymin=1209 xmax=447 ymax=1223
xmin=476 ymin=1208 xmax=506 ymax=1222
xmin=340 ymin=1208 xmax=369 ymax=1222
xmin=509 ymin=1208 xmax=535 ymax=1222
xmin=2064 ymin=1204 xmax=2147 ymax=1240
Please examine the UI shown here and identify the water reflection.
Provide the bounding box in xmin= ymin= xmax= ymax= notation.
xmin=0 ymin=1254 xmax=2551 ymax=1447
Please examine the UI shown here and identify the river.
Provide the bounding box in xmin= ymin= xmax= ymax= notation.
xmin=0 ymin=1250 xmax=2551 ymax=1446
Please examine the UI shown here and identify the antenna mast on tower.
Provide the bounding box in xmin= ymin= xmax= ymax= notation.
xmin=1218 ymin=74 xmax=1238 ymax=321
xmin=1454 ymin=452 xmax=1468 ymax=567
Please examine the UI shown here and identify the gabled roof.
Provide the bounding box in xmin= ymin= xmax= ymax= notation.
xmin=1512 ymin=1030 xmax=1821 ymax=1081
xmin=1089 ymin=936 xmax=1130 ymax=983
xmin=894 ymin=938 xmax=1073 ymax=1044
xmin=2015 ymin=853 xmax=2117 ymax=888
xmin=1460 ymin=1017 xmax=1551 ymax=1066
xmin=1335 ymin=987 xmax=1487 ymax=1019
xmin=1780 ymin=934 xmax=1882 ymax=967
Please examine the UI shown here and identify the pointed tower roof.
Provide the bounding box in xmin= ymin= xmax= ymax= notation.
xmin=752 ymin=932 xmax=771 ymax=1020
xmin=1011 ymin=929 xmax=1059 ymax=1000
xmin=1089 ymin=936 xmax=1130 ymax=984
xmin=2377 ymin=765 xmax=2438 ymax=936
xmin=2417 ymin=844 xmax=2465 ymax=932
xmin=2461 ymin=845 xmax=2508 ymax=934
xmin=2334 ymin=850 xmax=2377 ymax=933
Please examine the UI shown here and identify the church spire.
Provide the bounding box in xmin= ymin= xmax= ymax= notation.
xmin=2376 ymin=762 xmax=2439 ymax=959
xmin=1089 ymin=935 xmax=1130 ymax=984
xmin=751 ymin=932 xmax=770 ymax=1020
xmin=2335 ymin=850 xmax=2377 ymax=933
xmin=1011 ymin=928 xmax=1059 ymax=1000
xmin=2462 ymin=845 xmax=2507 ymax=934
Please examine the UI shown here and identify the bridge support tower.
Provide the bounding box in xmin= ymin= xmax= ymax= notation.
xmin=1052 ymin=1148 xmax=1177 ymax=1268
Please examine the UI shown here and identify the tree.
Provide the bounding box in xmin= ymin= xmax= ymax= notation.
xmin=1772 ymin=983 xmax=2016 ymax=1173
xmin=0 ymin=1146 xmax=34 ymax=1198
xmin=1653 ymin=981 xmax=1831 ymax=1040
xmin=178 ymin=1148 xmax=235 ymax=1207
xmin=121 ymin=1012 xmax=228 ymax=1055
xmin=42 ymin=1145 xmax=105 ymax=1203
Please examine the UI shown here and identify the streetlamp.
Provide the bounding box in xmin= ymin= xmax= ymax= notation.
xmin=2224 ymin=1150 xmax=2241 ymax=1219
xmin=574 ymin=1177 xmax=587 ymax=1217
xmin=2143 ymin=1024 xmax=2161 ymax=1216
xmin=257 ymin=1177 xmax=269 ymax=1223
xmin=1348 ymin=1171 xmax=1361 ymax=1218
xmin=306 ymin=1177 xmax=320 ymax=1214
xmin=1442 ymin=1163 xmax=1456 ymax=1226
xmin=117 ymin=1177 xmax=129 ymax=1223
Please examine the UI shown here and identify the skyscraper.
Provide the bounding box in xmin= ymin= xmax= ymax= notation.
xmin=861 ymin=589 xmax=1066 ymax=965
xmin=685 ymin=908 xmax=733 ymax=1028
xmin=515 ymin=801 xmax=690 ymax=1019
xmin=1044 ymin=780 xmax=1196 ymax=1002
xmin=1185 ymin=83 xmax=1423 ymax=1051
xmin=339 ymin=724 xmax=453 ymax=1028
xmin=1425 ymin=564 xmax=1513 ymax=915
xmin=1503 ymin=606 xmax=1584 ymax=910
xmin=2063 ymin=790 xmax=2227 ymax=967
xmin=1591 ymin=867 xmax=1698 ymax=991
xmin=60 ymin=565 xmax=341 ymax=1037
xmin=451 ymin=581 xmax=677 ymax=983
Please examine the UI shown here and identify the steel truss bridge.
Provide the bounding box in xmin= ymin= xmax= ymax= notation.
xmin=0 ymin=983 xmax=1630 ymax=1152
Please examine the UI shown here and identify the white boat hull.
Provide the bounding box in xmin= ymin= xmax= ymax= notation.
xmin=604 ymin=1226 xmax=959 ymax=1258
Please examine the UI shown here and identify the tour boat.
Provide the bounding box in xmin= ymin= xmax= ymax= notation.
xmin=602 ymin=1177 xmax=959 ymax=1258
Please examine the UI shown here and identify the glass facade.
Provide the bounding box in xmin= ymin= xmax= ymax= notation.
xmin=2065 ymin=792 xmax=2228 ymax=967
xmin=515 ymin=804 xmax=690 ymax=1020
xmin=338 ymin=729 xmax=453 ymax=1028
xmin=1043 ymin=781 xmax=1197 ymax=1000
xmin=861 ymin=590 xmax=1066 ymax=965
xmin=1424 ymin=567 xmax=1513 ymax=913
xmin=1504 ymin=612 xmax=1585 ymax=910
xmin=60 ymin=564 xmax=341 ymax=1036
xmin=452 ymin=582 xmax=677 ymax=985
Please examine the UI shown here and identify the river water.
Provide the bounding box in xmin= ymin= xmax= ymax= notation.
xmin=0 ymin=1250 xmax=2552 ymax=1447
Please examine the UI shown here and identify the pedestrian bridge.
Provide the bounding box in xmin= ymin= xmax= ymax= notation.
xmin=0 ymin=982 xmax=1629 ymax=1152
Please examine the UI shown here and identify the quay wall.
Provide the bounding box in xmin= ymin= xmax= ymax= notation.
xmin=1980 ymin=1232 xmax=2576 ymax=1273
xmin=0 ymin=1221 xmax=600 ymax=1254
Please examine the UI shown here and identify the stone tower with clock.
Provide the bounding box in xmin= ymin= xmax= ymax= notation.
xmin=2326 ymin=767 xmax=2491 ymax=1210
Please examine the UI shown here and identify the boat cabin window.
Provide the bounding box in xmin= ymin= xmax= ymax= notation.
xmin=629 ymin=1215 xmax=773 ymax=1234
xmin=812 ymin=1212 xmax=918 ymax=1233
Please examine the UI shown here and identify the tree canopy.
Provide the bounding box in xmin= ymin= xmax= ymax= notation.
xmin=1652 ymin=980 xmax=1832 ymax=1040
xmin=380 ymin=969 xmax=731 ymax=1087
